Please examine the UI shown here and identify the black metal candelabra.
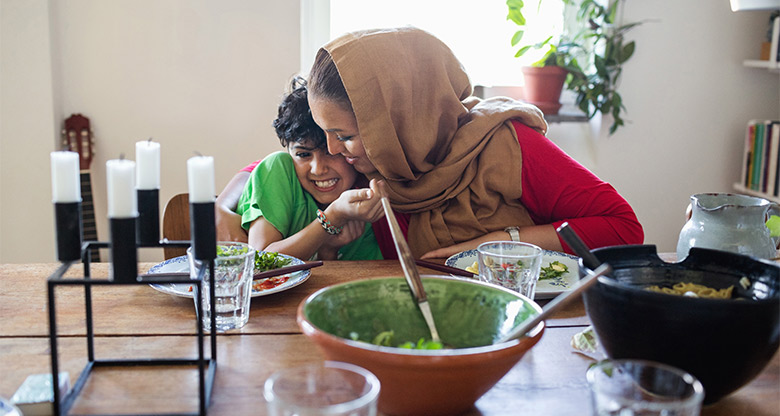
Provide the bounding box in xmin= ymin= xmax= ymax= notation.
xmin=48 ymin=189 xmax=218 ymax=416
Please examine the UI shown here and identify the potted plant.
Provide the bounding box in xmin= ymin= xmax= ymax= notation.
xmin=507 ymin=0 xmax=643 ymax=134
xmin=507 ymin=0 xmax=584 ymax=115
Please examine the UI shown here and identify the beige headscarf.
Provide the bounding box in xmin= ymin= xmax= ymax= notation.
xmin=323 ymin=27 xmax=549 ymax=257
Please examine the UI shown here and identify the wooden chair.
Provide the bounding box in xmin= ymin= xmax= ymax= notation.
xmin=162 ymin=193 xmax=190 ymax=259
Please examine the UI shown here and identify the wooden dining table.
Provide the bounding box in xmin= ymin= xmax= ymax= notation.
xmin=1 ymin=258 xmax=778 ymax=415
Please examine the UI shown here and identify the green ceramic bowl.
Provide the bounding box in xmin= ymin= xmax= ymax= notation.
xmin=297 ymin=276 xmax=544 ymax=416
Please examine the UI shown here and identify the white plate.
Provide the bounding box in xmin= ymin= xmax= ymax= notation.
xmin=0 ymin=397 xmax=20 ymax=416
xmin=446 ymin=249 xmax=580 ymax=300
xmin=146 ymin=253 xmax=310 ymax=298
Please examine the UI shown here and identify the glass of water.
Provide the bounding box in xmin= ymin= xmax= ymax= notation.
xmin=586 ymin=359 xmax=705 ymax=416
xmin=264 ymin=361 xmax=380 ymax=416
xmin=188 ymin=241 xmax=256 ymax=332
xmin=477 ymin=241 xmax=543 ymax=299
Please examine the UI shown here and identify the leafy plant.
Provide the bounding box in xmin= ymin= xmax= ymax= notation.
xmin=507 ymin=0 xmax=583 ymax=73
xmin=506 ymin=0 xmax=644 ymax=135
xmin=566 ymin=0 xmax=643 ymax=134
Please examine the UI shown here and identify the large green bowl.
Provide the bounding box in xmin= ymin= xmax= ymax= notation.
xmin=297 ymin=275 xmax=544 ymax=416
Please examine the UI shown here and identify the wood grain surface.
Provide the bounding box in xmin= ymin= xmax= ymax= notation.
xmin=0 ymin=259 xmax=776 ymax=415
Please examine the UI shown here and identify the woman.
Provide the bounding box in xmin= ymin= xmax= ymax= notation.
xmin=307 ymin=26 xmax=643 ymax=259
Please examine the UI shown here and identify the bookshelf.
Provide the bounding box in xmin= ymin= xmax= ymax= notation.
xmin=736 ymin=120 xmax=780 ymax=204
xmin=743 ymin=13 xmax=780 ymax=72
xmin=743 ymin=59 xmax=780 ymax=70
xmin=733 ymin=183 xmax=780 ymax=203
xmin=734 ymin=9 xmax=780 ymax=202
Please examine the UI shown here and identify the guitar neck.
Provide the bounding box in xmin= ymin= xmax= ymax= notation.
xmin=80 ymin=171 xmax=100 ymax=261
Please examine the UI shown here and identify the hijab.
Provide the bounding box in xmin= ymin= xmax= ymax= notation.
xmin=322 ymin=27 xmax=549 ymax=257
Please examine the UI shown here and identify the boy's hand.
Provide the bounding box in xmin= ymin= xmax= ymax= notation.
xmin=319 ymin=221 xmax=365 ymax=258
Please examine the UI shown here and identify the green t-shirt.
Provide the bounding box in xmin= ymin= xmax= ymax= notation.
xmin=236 ymin=151 xmax=382 ymax=260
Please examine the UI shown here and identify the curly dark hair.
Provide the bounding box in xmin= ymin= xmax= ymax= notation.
xmin=272 ymin=76 xmax=326 ymax=149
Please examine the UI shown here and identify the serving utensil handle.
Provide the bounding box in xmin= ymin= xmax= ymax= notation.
xmin=381 ymin=197 xmax=427 ymax=302
xmin=497 ymin=263 xmax=611 ymax=343
xmin=557 ymin=222 xmax=601 ymax=270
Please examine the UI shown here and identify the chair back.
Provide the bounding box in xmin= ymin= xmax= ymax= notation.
xmin=162 ymin=193 xmax=190 ymax=259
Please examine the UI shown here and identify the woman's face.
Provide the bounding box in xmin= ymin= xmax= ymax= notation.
xmin=308 ymin=95 xmax=377 ymax=175
xmin=288 ymin=140 xmax=357 ymax=206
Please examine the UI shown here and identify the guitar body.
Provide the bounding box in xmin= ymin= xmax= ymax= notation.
xmin=62 ymin=114 xmax=100 ymax=262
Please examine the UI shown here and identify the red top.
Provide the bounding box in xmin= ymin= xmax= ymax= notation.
xmin=239 ymin=121 xmax=642 ymax=258
xmin=511 ymin=120 xmax=643 ymax=253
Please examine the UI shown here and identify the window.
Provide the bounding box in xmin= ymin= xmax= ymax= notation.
xmin=300 ymin=0 xmax=565 ymax=87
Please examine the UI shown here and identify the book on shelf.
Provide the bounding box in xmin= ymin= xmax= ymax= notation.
xmin=771 ymin=14 xmax=780 ymax=63
xmin=742 ymin=120 xmax=780 ymax=197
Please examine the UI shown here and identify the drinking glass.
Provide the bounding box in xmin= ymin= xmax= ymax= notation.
xmin=477 ymin=241 xmax=543 ymax=299
xmin=264 ymin=361 xmax=380 ymax=416
xmin=188 ymin=241 xmax=256 ymax=332
xmin=587 ymin=359 xmax=704 ymax=416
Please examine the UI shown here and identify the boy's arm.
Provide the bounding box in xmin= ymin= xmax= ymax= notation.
xmin=216 ymin=171 xmax=250 ymax=243
xmin=249 ymin=215 xmax=345 ymax=260
xmin=248 ymin=188 xmax=378 ymax=260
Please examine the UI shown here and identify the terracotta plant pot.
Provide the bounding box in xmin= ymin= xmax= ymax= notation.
xmin=521 ymin=66 xmax=568 ymax=115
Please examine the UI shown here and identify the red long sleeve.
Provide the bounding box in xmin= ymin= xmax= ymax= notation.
xmin=513 ymin=120 xmax=644 ymax=254
xmin=241 ymin=159 xmax=261 ymax=173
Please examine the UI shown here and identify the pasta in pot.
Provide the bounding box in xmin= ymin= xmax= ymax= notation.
xmin=645 ymin=282 xmax=734 ymax=299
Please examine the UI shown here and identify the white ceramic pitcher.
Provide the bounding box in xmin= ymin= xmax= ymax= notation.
xmin=677 ymin=193 xmax=780 ymax=260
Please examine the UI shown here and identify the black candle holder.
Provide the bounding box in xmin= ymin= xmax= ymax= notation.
xmin=190 ymin=202 xmax=216 ymax=262
xmin=136 ymin=189 xmax=160 ymax=246
xmin=54 ymin=202 xmax=82 ymax=262
xmin=48 ymin=208 xmax=217 ymax=415
xmin=109 ymin=217 xmax=138 ymax=283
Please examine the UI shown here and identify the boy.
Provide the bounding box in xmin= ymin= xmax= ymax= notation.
xmin=232 ymin=78 xmax=387 ymax=260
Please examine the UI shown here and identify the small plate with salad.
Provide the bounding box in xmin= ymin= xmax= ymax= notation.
xmin=445 ymin=249 xmax=580 ymax=299
xmin=147 ymin=251 xmax=310 ymax=298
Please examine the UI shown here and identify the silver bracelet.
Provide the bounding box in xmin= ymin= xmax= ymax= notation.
xmin=504 ymin=226 xmax=521 ymax=242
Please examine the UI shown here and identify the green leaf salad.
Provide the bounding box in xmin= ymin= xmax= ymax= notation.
xmin=350 ymin=330 xmax=444 ymax=350
xmin=254 ymin=251 xmax=291 ymax=272
xmin=540 ymin=261 xmax=569 ymax=280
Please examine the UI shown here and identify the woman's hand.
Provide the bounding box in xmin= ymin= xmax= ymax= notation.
xmin=325 ymin=185 xmax=384 ymax=225
xmin=420 ymin=231 xmax=510 ymax=259
xmin=216 ymin=204 xmax=248 ymax=243
xmin=215 ymin=170 xmax=250 ymax=243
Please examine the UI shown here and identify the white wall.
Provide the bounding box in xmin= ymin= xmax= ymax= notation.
xmin=1 ymin=0 xmax=59 ymax=263
xmin=573 ymin=1 xmax=779 ymax=253
xmin=1 ymin=0 xmax=778 ymax=263
xmin=1 ymin=0 xmax=300 ymax=263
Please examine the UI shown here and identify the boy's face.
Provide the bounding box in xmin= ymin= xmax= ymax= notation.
xmin=288 ymin=140 xmax=357 ymax=205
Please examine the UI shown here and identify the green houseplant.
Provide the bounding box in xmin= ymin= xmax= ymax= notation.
xmin=507 ymin=0 xmax=643 ymax=134
xmin=507 ymin=0 xmax=584 ymax=115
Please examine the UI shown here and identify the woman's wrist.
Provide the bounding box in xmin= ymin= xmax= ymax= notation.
xmin=504 ymin=226 xmax=521 ymax=242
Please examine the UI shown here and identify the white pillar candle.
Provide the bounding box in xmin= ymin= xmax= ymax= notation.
xmin=187 ymin=155 xmax=215 ymax=203
xmin=50 ymin=151 xmax=81 ymax=203
xmin=135 ymin=140 xmax=160 ymax=190
xmin=106 ymin=159 xmax=138 ymax=218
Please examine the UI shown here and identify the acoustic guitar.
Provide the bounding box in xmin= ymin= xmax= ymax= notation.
xmin=62 ymin=114 xmax=100 ymax=262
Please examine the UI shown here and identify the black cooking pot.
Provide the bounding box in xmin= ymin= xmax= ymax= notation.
xmin=580 ymin=245 xmax=780 ymax=404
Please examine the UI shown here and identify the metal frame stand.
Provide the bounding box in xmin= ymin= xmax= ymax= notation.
xmin=47 ymin=236 xmax=217 ymax=416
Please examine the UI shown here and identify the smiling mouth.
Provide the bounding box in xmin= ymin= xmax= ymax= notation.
xmin=314 ymin=178 xmax=339 ymax=190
